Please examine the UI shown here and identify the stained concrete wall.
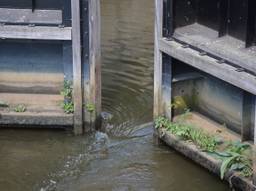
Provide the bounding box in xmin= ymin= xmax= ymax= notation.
xmin=195 ymin=76 xmax=243 ymax=134
xmin=172 ymin=60 xmax=254 ymax=141
xmin=0 ymin=41 xmax=70 ymax=94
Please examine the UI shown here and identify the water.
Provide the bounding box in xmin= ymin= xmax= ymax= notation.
xmin=0 ymin=0 xmax=229 ymax=190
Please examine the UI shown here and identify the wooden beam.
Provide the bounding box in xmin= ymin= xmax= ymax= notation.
xmin=88 ymin=0 xmax=102 ymax=126
xmin=71 ymin=0 xmax=83 ymax=135
xmin=0 ymin=8 xmax=62 ymax=25
xmin=0 ymin=25 xmax=71 ymax=40
xmin=159 ymin=38 xmax=256 ymax=96
xmin=154 ymin=0 xmax=164 ymax=119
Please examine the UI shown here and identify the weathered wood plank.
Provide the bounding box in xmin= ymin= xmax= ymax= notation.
xmin=71 ymin=0 xmax=83 ymax=135
xmin=88 ymin=0 xmax=101 ymax=128
xmin=154 ymin=0 xmax=163 ymax=119
xmin=159 ymin=38 xmax=256 ymax=96
xmin=0 ymin=8 xmax=62 ymax=24
xmin=0 ymin=25 xmax=71 ymax=40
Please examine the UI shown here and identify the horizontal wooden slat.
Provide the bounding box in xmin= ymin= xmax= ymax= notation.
xmin=174 ymin=24 xmax=256 ymax=73
xmin=0 ymin=25 xmax=71 ymax=40
xmin=159 ymin=38 xmax=256 ymax=95
xmin=0 ymin=8 xmax=62 ymax=24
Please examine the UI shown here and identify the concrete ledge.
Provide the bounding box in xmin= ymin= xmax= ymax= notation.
xmin=0 ymin=93 xmax=73 ymax=128
xmin=0 ymin=112 xmax=73 ymax=128
xmin=157 ymin=128 xmax=256 ymax=191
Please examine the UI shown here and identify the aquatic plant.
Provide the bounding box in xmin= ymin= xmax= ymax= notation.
xmin=61 ymin=80 xmax=73 ymax=100
xmin=218 ymin=141 xmax=252 ymax=179
xmin=85 ymin=103 xmax=95 ymax=113
xmin=14 ymin=104 xmax=26 ymax=113
xmin=61 ymin=80 xmax=74 ymax=114
xmin=62 ymin=101 xmax=74 ymax=114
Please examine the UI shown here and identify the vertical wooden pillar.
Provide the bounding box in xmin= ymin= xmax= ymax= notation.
xmin=71 ymin=0 xmax=83 ymax=135
xmin=86 ymin=0 xmax=101 ymax=130
xmin=154 ymin=0 xmax=164 ymax=119
xmin=154 ymin=0 xmax=172 ymax=120
xmin=153 ymin=0 xmax=163 ymax=144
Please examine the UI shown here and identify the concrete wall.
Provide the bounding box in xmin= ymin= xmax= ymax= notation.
xmin=172 ymin=60 xmax=255 ymax=140
xmin=0 ymin=41 xmax=67 ymax=94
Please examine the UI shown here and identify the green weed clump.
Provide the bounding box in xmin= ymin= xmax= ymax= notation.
xmin=155 ymin=116 xmax=217 ymax=152
xmin=62 ymin=101 xmax=74 ymax=114
xmin=61 ymin=80 xmax=74 ymax=114
xmin=14 ymin=104 xmax=26 ymax=113
xmin=217 ymin=141 xmax=252 ymax=179
xmin=155 ymin=115 xmax=253 ymax=179
xmin=85 ymin=103 xmax=95 ymax=113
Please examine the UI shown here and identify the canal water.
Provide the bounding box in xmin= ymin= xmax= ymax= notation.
xmin=0 ymin=0 xmax=229 ymax=190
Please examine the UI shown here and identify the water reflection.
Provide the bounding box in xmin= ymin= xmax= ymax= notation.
xmin=101 ymin=0 xmax=154 ymax=136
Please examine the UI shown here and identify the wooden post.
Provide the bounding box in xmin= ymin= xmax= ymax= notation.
xmin=71 ymin=0 xmax=83 ymax=135
xmin=154 ymin=0 xmax=172 ymax=120
xmin=88 ymin=0 xmax=101 ymax=129
xmin=154 ymin=0 xmax=163 ymax=119
xmin=153 ymin=0 xmax=164 ymax=145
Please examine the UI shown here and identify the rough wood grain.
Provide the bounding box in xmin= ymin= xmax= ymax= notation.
xmin=0 ymin=25 xmax=71 ymax=40
xmin=159 ymin=38 xmax=256 ymax=96
xmin=154 ymin=0 xmax=163 ymax=118
xmin=71 ymin=0 xmax=83 ymax=135
xmin=88 ymin=0 xmax=101 ymax=128
xmin=0 ymin=8 xmax=62 ymax=24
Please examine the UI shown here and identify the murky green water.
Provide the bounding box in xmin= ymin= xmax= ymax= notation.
xmin=0 ymin=0 xmax=229 ymax=190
